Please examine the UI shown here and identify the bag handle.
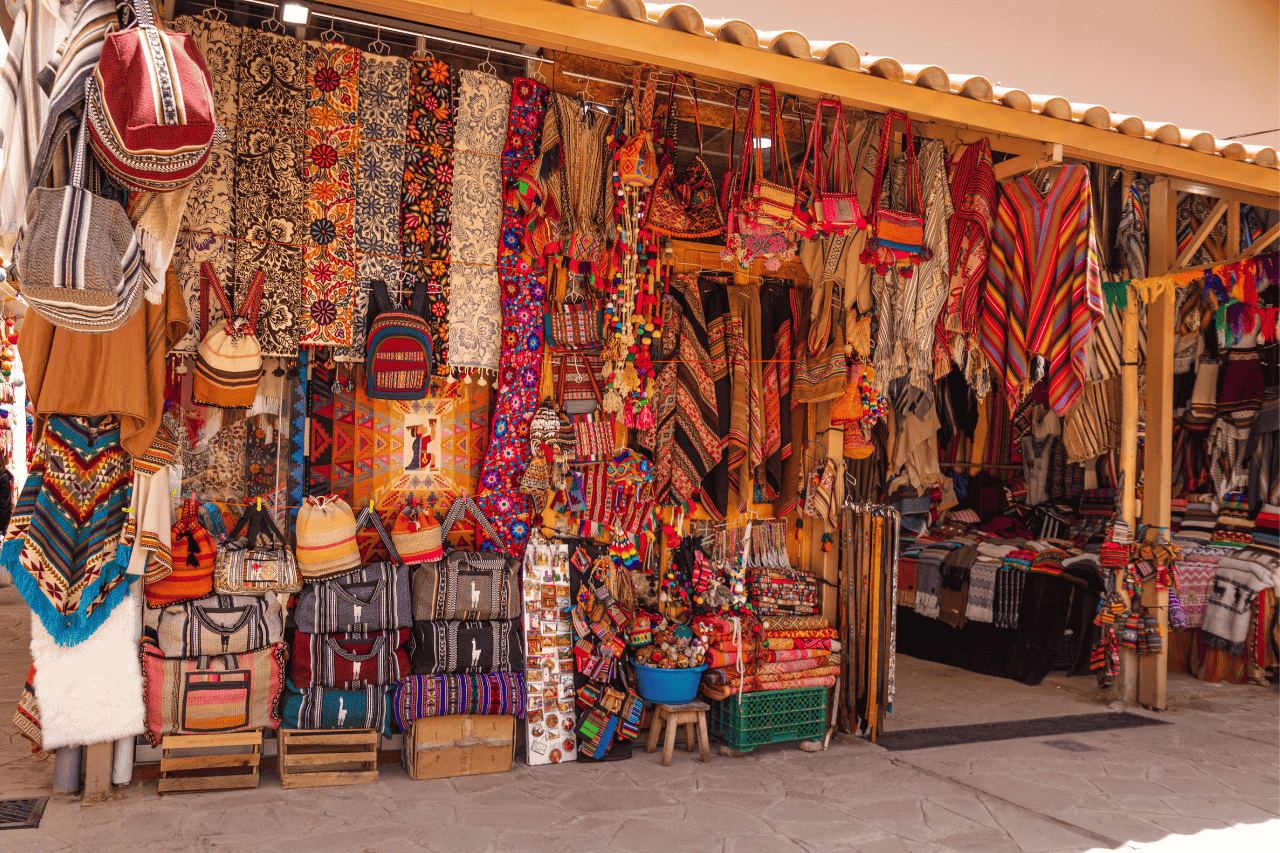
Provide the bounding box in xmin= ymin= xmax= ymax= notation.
xmin=440 ymin=496 xmax=503 ymax=546
xmin=354 ymin=506 xmax=403 ymax=565
xmin=726 ymin=85 xmax=750 ymax=184
xmin=200 ymin=262 xmax=233 ymax=338
xmin=671 ymin=72 xmax=704 ymax=157
xmin=866 ymin=111 xmax=924 ymax=224
xmin=224 ymin=502 xmax=287 ymax=551
xmin=369 ymin=278 xmax=395 ymax=316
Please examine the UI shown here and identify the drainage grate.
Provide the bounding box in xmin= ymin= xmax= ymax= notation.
xmin=0 ymin=798 xmax=47 ymax=831
xmin=1043 ymin=739 xmax=1100 ymax=752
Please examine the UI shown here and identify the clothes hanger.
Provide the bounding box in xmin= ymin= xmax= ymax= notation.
xmin=262 ymin=14 xmax=286 ymax=35
xmin=202 ymin=0 xmax=226 ymax=23
xmin=369 ymin=25 xmax=390 ymax=56
xmin=413 ymin=36 xmax=433 ymax=61
xmin=320 ymin=14 xmax=341 ymax=44
xmin=478 ymin=47 xmax=497 ymax=76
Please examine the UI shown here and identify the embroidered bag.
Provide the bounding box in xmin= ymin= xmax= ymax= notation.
xmin=744 ymin=84 xmax=795 ymax=226
xmin=280 ymin=679 xmax=396 ymax=737
xmin=617 ymin=67 xmax=658 ymax=189
xmin=214 ymin=503 xmax=302 ymax=595
xmin=411 ymin=497 xmax=520 ymax=622
xmin=793 ymin=252 xmax=848 ymax=403
xmin=295 ymin=509 xmax=413 ymax=633
xmin=290 ymin=628 xmax=412 ymax=690
xmin=556 ymin=355 xmax=616 ymax=463
xmin=147 ymin=499 xmax=216 ymax=606
xmin=408 ymin=619 xmax=523 ymax=674
xmin=796 ymin=99 xmax=865 ymax=236
xmin=194 ymin=262 xmax=265 ymax=409
xmin=647 ymin=73 xmax=725 ymax=239
xmin=720 ymin=86 xmax=796 ymax=271
xmin=13 ymin=92 xmax=153 ymax=334
xmin=140 ymin=638 xmax=286 ymax=745
xmin=860 ymin=111 xmax=931 ymax=275
xmin=365 ymin=278 xmax=434 ymax=401
xmin=85 ymin=0 xmax=218 ymax=192
xmin=149 ymin=593 xmax=284 ymax=658
xmin=544 ymin=301 xmax=604 ymax=352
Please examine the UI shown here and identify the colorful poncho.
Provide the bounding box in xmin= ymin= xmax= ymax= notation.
xmin=2 ymin=416 xmax=133 ymax=645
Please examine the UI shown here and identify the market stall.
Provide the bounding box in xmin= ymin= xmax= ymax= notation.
xmin=0 ymin=0 xmax=1275 ymax=800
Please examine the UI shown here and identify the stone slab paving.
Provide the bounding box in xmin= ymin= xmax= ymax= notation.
xmin=0 ymin=584 xmax=1276 ymax=852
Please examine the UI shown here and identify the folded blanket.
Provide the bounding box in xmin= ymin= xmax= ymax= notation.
xmin=756 ymin=655 xmax=835 ymax=677
xmin=965 ymin=561 xmax=998 ymax=623
xmin=761 ymin=614 xmax=831 ymax=632
xmin=700 ymin=674 xmax=837 ymax=701
xmin=1201 ymin=559 xmax=1274 ymax=656
xmin=763 ymin=627 xmax=840 ymax=641
xmin=1177 ymin=545 xmax=1234 ymax=628
xmin=914 ymin=553 xmax=944 ymax=619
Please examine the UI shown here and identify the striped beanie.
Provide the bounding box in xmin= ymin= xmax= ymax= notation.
xmin=296 ymin=496 xmax=360 ymax=579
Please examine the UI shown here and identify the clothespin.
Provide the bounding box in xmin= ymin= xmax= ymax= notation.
xmin=256 ymin=497 xmax=263 ymax=511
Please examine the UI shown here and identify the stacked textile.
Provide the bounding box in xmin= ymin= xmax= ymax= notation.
xmin=1177 ymin=499 xmax=1219 ymax=545
xmin=699 ymin=615 xmax=840 ymax=701
xmin=1202 ymin=558 xmax=1276 ymax=656
xmin=1176 ymin=545 xmax=1234 ymax=628
xmin=1253 ymin=504 xmax=1280 ymax=556
xmin=938 ymin=543 xmax=979 ymax=628
xmin=1209 ymin=493 xmax=1255 ymax=547
xmin=913 ymin=541 xmax=958 ymax=619
xmin=1169 ymin=498 xmax=1187 ymax=534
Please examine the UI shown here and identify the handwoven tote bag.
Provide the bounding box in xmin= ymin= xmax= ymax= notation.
xmin=279 ymin=679 xmax=396 ymax=738
xmin=859 ymin=111 xmax=931 ymax=274
xmin=290 ymin=628 xmax=411 ymax=690
xmin=555 ymin=355 xmax=616 ymax=462
xmin=411 ymin=497 xmax=520 ymax=622
xmin=214 ymin=503 xmax=301 ymax=595
xmin=647 ymin=73 xmax=725 ymax=239
xmin=147 ymin=499 xmax=217 ymax=606
xmin=409 ymin=619 xmax=523 ymax=675
xmin=744 ymin=84 xmax=795 ymax=227
xmin=140 ymin=639 xmax=286 ymax=745
xmin=617 ymin=67 xmax=658 ymax=189
xmin=295 ymin=509 xmax=412 ymax=633
xmin=150 ymin=593 xmax=284 ymax=658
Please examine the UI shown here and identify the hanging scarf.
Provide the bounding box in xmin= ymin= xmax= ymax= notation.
xmin=474 ymin=77 xmax=549 ymax=557
xmin=758 ymin=278 xmax=793 ymax=503
xmin=2 ymin=417 xmax=133 ymax=646
xmin=447 ymin=70 xmax=511 ymax=379
xmin=401 ymin=57 xmax=455 ymax=374
xmin=699 ymin=276 xmax=733 ymax=521
xmin=941 ymin=139 xmax=996 ymax=369
xmin=726 ymin=284 xmax=763 ymax=513
xmin=234 ymin=26 xmax=307 ymax=358
xmin=172 ymin=16 xmax=241 ymax=355
xmin=342 ymin=51 xmax=408 ymax=361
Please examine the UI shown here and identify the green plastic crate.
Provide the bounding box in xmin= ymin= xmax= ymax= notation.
xmin=708 ymin=686 xmax=827 ymax=752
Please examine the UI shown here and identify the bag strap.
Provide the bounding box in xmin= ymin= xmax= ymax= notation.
xmin=70 ymin=84 xmax=93 ymax=191
xmin=224 ymin=503 xmax=287 ymax=550
xmin=440 ymin=496 xmax=503 ymax=546
xmin=866 ymin=111 xmax=895 ymax=225
xmin=408 ymin=274 xmax=429 ymax=316
xmin=868 ymin=111 xmax=924 ymax=221
xmin=200 ymin=262 xmax=235 ymax=338
xmin=240 ymin=271 xmax=265 ymax=329
xmin=369 ymin=279 xmax=395 ymax=317
xmin=673 ymin=73 xmax=704 ymax=157
xmin=354 ymin=506 xmax=403 ymax=565
xmin=900 ymin=113 xmax=924 ymax=216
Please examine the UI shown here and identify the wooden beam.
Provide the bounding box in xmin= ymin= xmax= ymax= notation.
xmin=1175 ymin=198 xmax=1229 ymax=270
xmin=993 ymin=155 xmax=1037 ymax=182
xmin=362 ymin=0 xmax=1280 ymax=199
xmin=1227 ymin=202 xmax=1241 ymax=256
xmin=1243 ymin=222 xmax=1280 ymax=257
xmin=1167 ymin=178 xmax=1280 ymax=211
xmin=1117 ymin=283 xmax=1141 ymax=706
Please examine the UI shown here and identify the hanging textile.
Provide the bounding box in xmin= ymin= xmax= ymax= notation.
xmin=342 ymin=50 xmax=408 ymax=361
xmin=640 ymin=273 xmax=722 ymax=516
xmin=725 ymin=284 xmax=763 ymax=512
xmin=233 ymin=26 xmax=307 ymax=358
xmin=447 ymin=70 xmax=511 ymax=379
xmin=474 ymin=77 xmax=549 ymax=557
xmin=288 ymin=349 xmax=309 ymax=532
xmin=2 ymin=417 xmax=133 ymax=646
xmin=172 ymin=15 xmax=241 ymax=355
xmin=758 ymin=278 xmax=794 ymax=504
xmin=550 ymin=93 xmax=613 ymax=281
xmin=840 ymin=507 xmax=897 ymax=741
xmin=701 ymin=277 xmax=733 ymax=519
xmin=299 ymin=42 xmax=361 ymax=348
xmin=940 ymin=139 xmax=996 ymax=377
xmin=979 ymin=165 xmax=1103 ymax=416
xmin=400 ymin=56 xmax=455 ymax=375
xmin=1115 ymin=178 xmax=1149 ymax=279
xmin=307 ymin=358 xmax=336 ymax=497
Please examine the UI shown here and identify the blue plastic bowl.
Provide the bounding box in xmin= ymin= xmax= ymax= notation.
xmin=631 ymin=660 xmax=709 ymax=704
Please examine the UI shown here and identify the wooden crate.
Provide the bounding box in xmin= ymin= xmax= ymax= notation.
xmin=158 ymin=730 xmax=262 ymax=794
xmin=277 ymin=729 xmax=379 ymax=789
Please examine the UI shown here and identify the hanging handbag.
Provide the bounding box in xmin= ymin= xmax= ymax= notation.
xmin=647 ymin=73 xmax=725 ymax=239
xmin=860 ymin=111 xmax=932 ymax=275
xmin=13 ymin=89 xmax=153 ymax=334
xmin=280 ymin=679 xmax=396 ymax=738
xmin=365 ymin=278 xmax=434 ymax=400
xmin=214 ymin=502 xmax=302 ymax=595
xmin=411 ymin=497 xmax=520 ymax=622
xmin=721 ymin=86 xmax=796 ymax=272
xmin=85 ymin=0 xmax=218 ymax=192
xmin=556 ymin=355 xmax=616 ymax=463
xmin=544 ymin=301 xmax=604 ymax=352
xmin=140 ymin=638 xmax=286 ymax=745
xmin=295 ymin=508 xmax=413 ymax=633
xmin=148 ymin=593 xmax=285 ymax=658
xmin=793 ymin=254 xmax=848 ymax=403
xmin=147 ymin=499 xmax=217 ymax=606
xmin=616 ymin=67 xmax=658 ymax=189
xmin=744 ymin=84 xmax=796 ymax=227
xmin=194 ymin=262 xmax=265 ymax=409
xmin=796 ymin=99 xmax=865 ymax=237
xmin=290 ymin=628 xmax=412 ymax=690
xmin=408 ymin=619 xmax=523 ymax=675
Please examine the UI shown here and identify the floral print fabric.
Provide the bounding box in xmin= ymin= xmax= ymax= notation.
xmin=172 ymin=17 xmax=240 ymax=354
xmin=234 ymin=28 xmax=307 ymax=358
xmin=447 ymin=71 xmax=511 ymax=377
xmin=474 ymin=78 xmax=549 ymax=558
xmin=300 ymin=42 xmax=360 ymax=348
xmin=401 ymin=58 xmax=455 ymax=375
xmin=342 ymin=52 xmax=408 ymax=362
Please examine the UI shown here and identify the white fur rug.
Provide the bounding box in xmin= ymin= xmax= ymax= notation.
xmin=31 ymin=581 xmax=145 ymax=753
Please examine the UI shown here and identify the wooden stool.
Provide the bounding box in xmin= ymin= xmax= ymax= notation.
xmin=644 ymin=701 xmax=711 ymax=766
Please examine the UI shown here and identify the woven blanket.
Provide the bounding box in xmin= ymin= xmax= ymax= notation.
xmin=763 ymin=614 xmax=832 ymax=632
xmin=965 ymin=560 xmax=999 ymax=622
xmin=392 ymin=671 xmax=525 ymax=731
xmin=1179 ymin=545 xmax=1232 ymax=627
xmin=993 ymin=567 xmax=1025 ymax=629
xmin=700 ymin=672 xmax=837 ymax=701
xmin=447 ymin=70 xmax=510 ymax=376
xmin=3 ymin=417 xmax=133 ymax=645
xmin=1202 ymin=559 xmax=1274 ymax=656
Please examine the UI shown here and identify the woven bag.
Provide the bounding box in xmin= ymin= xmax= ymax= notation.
xmin=290 ymin=628 xmax=411 ymax=690
xmin=408 ymin=619 xmax=523 ymax=675
xmin=280 ymin=679 xmax=396 ymax=737
xmin=294 ymin=509 xmax=413 ymax=634
xmin=365 ymin=279 xmax=433 ymax=400
xmin=146 ymin=500 xmax=216 ymax=607
xmin=860 ymin=111 xmax=931 ymax=275
xmin=617 ymin=68 xmax=658 ymax=189
xmin=194 ymin=263 xmax=264 ymax=409
xmin=647 ymin=73 xmax=725 ymax=239
xmin=295 ymin=495 xmax=361 ymax=580
xmin=214 ymin=502 xmax=301 ymax=595
xmin=85 ymin=0 xmax=218 ymax=192
xmin=148 ymin=593 xmax=284 ymax=658
xmin=411 ymin=497 xmax=520 ymax=622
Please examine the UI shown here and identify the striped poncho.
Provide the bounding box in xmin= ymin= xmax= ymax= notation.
xmin=979 ymin=166 xmax=1104 ymax=417
xmin=2 ymin=416 xmax=133 ymax=646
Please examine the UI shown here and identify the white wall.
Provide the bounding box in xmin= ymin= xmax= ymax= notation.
xmin=694 ymin=0 xmax=1280 ymax=148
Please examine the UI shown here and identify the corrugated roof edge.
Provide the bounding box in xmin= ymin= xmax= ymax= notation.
xmin=564 ymin=0 xmax=1277 ymax=170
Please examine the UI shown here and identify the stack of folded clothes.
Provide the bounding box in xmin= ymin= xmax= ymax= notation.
xmin=1176 ymin=496 xmax=1219 ymax=545
xmin=699 ymin=615 xmax=841 ymax=701
xmin=1210 ymin=492 xmax=1255 ymax=548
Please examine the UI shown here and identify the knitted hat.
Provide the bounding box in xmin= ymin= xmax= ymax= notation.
xmin=391 ymin=505 xmax=443 ymax=563
xmin=295 ymin=496 xmax=360 ymax=579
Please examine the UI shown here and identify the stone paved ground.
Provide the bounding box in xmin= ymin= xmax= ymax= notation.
xmin=0 ymin=584 xmax=1276 ymax=852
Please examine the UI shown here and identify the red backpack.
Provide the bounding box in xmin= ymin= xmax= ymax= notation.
xmin=365 ymin=279 xmax=434 ymax=400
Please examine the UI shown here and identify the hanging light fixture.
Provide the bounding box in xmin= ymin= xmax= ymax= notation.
xmin=280 ymin=2 xmax=310 ymax=25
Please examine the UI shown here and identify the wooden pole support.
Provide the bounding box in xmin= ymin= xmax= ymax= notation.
xmin=1117 ymin=284 xmax=1141 ymax=705
xmin=82 ymin=741 xmax=115 ymax=801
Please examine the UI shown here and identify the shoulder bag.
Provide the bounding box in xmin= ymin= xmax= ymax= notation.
xmin=294 ymin=508 xmax=413 ymax=633
xmin=860 ymin=110 xmax=932 ymax=275
xmin=194 ymin=262 xmax=265 ymax=409
xmin=647 ymin=73 xmax=725 ymax=239
xmin=147 ymin=499 xmax=217 ymax=607
xmin=555 ymin=355 xmax=616 ymax=463
xmin=290 ymin=627 xmax=411 ymax=690
xmin=409 ymin=619 xmax=523 ymax=675
xmin=617 ymin=67 xmax=658 ymax=189
xmin=140 ymin=638 xmax=286 ymax=745
xmin=280 ymin=678 xmax=396 ymax=738
xmin=721 ymin=85 xmax=797 ymax=272
xmin=149 ymin=593 xmax=284 ymax=658
xmin=411 ymin=497 xmax=520 ymax=622
xmin=214 ymin=502 xmax=302 ymax=595
xmin=796 ymin=99 xmax=865 ymax=237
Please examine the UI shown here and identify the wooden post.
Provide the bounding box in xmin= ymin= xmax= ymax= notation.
xmin=1117 ymin=283 xmax=1141 ymax=705
xmin=82 ymin=741 xmax=115 ymax=801
xmin=1140 ymin=178 xmax=1178 ymax=711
